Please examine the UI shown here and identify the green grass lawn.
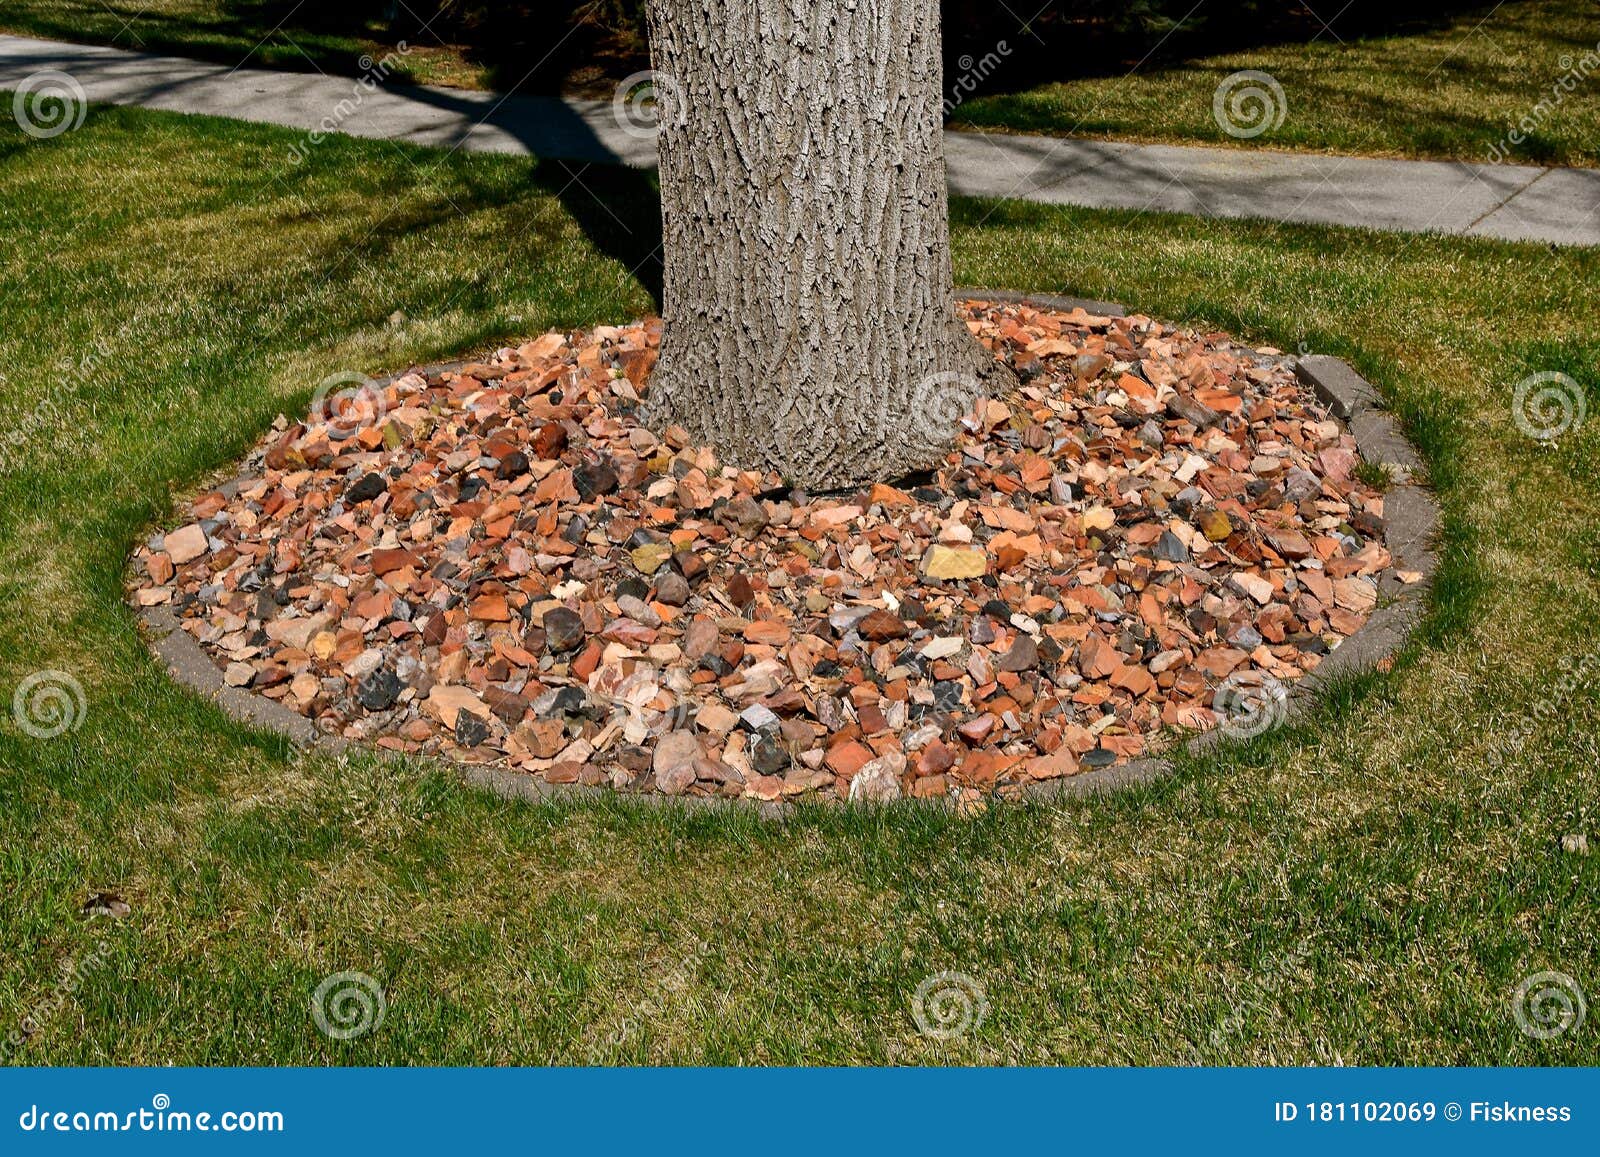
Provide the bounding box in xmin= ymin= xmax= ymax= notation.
xmin=954 ymin=0 xmax=1600 ymax=167
xmin=0 ymin=0 xmax=495 ymax=89
xmin=3 ymin=0 xmax=1598 ymax=166
xmin=1 ymin=100 xmax=1597 ymax=1065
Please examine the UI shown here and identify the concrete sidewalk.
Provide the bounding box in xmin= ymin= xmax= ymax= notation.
xmin=4 ymin=33 xmax=1597 ymax=246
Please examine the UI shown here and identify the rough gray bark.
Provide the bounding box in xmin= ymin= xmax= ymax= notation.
xmin=642 ymin=0 xmax=1009 ymax=491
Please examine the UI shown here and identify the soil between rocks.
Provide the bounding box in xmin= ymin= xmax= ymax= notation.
xmin=127 ymin=300 xmax=1399 ymax=804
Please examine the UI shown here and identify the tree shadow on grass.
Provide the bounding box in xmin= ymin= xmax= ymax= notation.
xmin=349 ymin=78 xmax=664 ymax=310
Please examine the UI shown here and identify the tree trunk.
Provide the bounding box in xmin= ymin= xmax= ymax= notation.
xmin=642 ymin=0 xmax=1008 ymax=491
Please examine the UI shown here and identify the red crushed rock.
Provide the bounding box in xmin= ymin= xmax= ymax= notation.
xmin=128 ymin=300 xmax=1391 ymax=803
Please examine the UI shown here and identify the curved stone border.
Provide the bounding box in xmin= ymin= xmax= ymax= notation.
xmin=132 ymin=297 xmax=1440 ymax=810
xmin=955 ymin=287 xmax=1128 ymax=319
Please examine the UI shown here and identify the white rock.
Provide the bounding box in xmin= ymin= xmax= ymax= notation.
xmin=919 ymin=637 xmax=964 ymax=660
xmin=848 ymin=752 xmax=905 ymax=803
xmin=1174 ymin=454 xmax=1208 ymax=484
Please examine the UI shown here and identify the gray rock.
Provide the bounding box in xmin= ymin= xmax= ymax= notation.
xmin=828 ymin=606 xmax=874 ymax=635
xmin=574 ymin=459 xmax=619 ymax=497
xmin=345 ymin=472 xmax=387 ymax=504
xmin=455 ymin=713 xmax=490 ymax=748
xmin=534 ymin=685 xmax=588 ymax=719
xmin=357 ymin=668 xmax=402 ymax=711
xmin=739 ymin=704 xmax=781 ymax=733
xmin=1166 ymin=395 xmax=1221 ymax=429
xmin=998 ymin=634 xmax=1039 ymax=672
xmin=750 ymin=732 xmax=790 ymax=775
xmin=1228 ymin=624 xmax=1264 ymax=649
xmin=1283 ymin=467 xmax=1322 ymax=502
xmin=1152 ymin=530 xmax=1189 ymax=563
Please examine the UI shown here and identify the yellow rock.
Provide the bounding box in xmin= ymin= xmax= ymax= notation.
xmin=1200 ymin=510 xmax=1233 ymax=541
xmin=630 ymin=543 xmax=673 ymax=573
xmin=1082 ymin=507 xmax=1116 ymax=533
xmin=921 ymin=545 xmax=988 ymax=580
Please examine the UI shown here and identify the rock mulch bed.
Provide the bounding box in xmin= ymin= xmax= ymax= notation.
xmin=128 ymin=300 xmax=1402 ymax=803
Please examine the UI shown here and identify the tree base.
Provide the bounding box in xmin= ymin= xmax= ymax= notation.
xmin=645 ymin=325 xmax=1017 ymax=491
xmin=644 ymin=0 xmax=999 ymax=490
